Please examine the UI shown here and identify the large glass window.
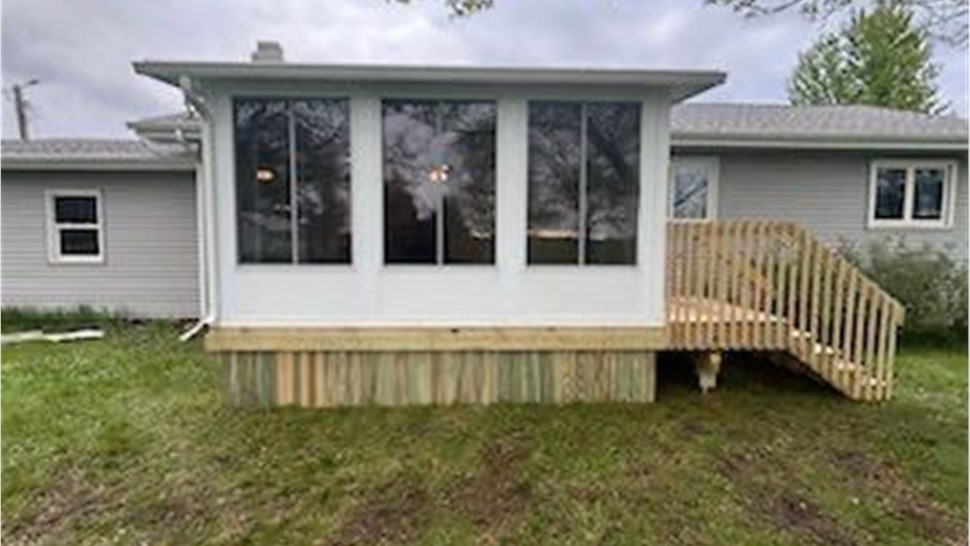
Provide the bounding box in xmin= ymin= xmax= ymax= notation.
xmin=869 ymin=161 xmax=956 ymax=228
xmin=527 ymin=101 xmax=640 ymax=265
xmin=234 ymin=98 xmax=350 ymax=264
xmin=383 ymin=100 xmax=496 ymax=265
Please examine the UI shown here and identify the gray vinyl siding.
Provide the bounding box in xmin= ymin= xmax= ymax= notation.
xmin=1 ymin=170 xmax=200 ymax=318
xmin=680 ymin=149 xmax=967 ymax=263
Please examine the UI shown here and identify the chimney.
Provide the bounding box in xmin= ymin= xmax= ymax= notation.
xmin=251 ymin=41 xmax=284 ymax=63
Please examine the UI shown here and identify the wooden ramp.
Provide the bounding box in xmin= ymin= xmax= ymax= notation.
xmin=666 ymin=221 xmax=905 ymax=402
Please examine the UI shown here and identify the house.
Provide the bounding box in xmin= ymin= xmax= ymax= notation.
xmin=2 ymin=43 xmax=965 ymax=405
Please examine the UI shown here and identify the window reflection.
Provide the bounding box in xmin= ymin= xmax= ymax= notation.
xmin=383 ymin=100 xmax=496 ymax=264
xmin=913 ymin=168 xmax=944 ymax=220
xmin=527 ymin=101 xmax=640 ymax=265
xmin=586 ymin=103 xmax=639 ymax=264
xmin=234 ymin=98 xmax=351 ymax=264
xmin=294 ymin=100 xmax=351 ymax=263
xmin=527 ymin=102 xmax=581 ymax=264
xmin=235 ymin=99 xmax=292 ymax=263
xmin=875 ymin=168 xmax=906 ymax=220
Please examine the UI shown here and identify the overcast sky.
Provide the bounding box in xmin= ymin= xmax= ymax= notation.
xmin=2 ymin=0 xmax=967 ymax=139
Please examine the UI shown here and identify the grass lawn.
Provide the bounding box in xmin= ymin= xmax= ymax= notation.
xmin=2 ymin=320 xmax=966 ymax=545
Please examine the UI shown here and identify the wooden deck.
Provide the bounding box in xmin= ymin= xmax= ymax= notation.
xmin=206 ymin=220 xmax=905 ymax=406
xmin=666 ymin=220 xmax=905 ymax=401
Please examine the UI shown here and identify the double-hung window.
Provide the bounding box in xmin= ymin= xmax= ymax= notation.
xmin=234 ymin=98 xmax=351 ymax=264
xmin=383 ymin=100 xmax=497 ymax=265
xmin=869 ymin=160 xmax=957 ymax=229
xmin=527 ymin=101 xmax=641 ymax=265
xmin=47 ymin=190 xmax=103 ymax=263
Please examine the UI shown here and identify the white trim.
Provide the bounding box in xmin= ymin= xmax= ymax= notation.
xmin=3 ymin=159 xmax=196 ymax=172
xmin=867 ymin=159 xmax=958 ymax=230
xmin=672 ymin=136 xmax=968 ymax=152
xmin=668 ymin=156 xmax=719 ymax=221
xmin=45 ymin=189 xmax=105 ymax=264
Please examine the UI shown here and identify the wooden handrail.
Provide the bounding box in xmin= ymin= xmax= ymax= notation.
xmin=666 ymin=219 xmax=905 ymax=401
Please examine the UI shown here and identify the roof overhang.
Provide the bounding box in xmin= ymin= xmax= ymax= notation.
xmin=133 ymin=61 xmax=727 ymax=102
xmin=1 ymin=157 xmax=197 ymax=172
xmin=672 ymin=133 xmax=969 ymax=152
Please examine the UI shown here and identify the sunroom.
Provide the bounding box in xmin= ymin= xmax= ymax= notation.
xmin=135 ymin=48 xmax=903 ymax=406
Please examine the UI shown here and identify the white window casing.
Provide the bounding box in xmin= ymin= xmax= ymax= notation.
xmin=45 ymin=188 xmax=105 ymax=264
xmin=867 ymin=159 xmax=958 ymax=230
xmin=669 ymin=156 xmax=719 ymax=221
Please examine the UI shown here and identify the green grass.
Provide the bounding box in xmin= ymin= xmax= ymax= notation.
xmin=2 ymin=321 xmax=966 ymax=545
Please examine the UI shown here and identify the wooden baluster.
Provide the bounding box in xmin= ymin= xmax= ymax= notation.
xmin=874 ymin=298 xmax=891 ymax=401
xmin=786 ymin=225 xmax=799 ymax=353
xmin=806 ymin=238 xmax=821 ymax=372
xmin=865 ymin=288 xmax=880 ymax=401
xmin=773 ymin=225 xmax=788 ymax=350
xmin=705 ymin=222 xmax=718 ymax=348
xmin=798 ymin=228 xmax=814 ymax=358
xmin=731 ymin=221 xmax=743 ymax=349
xmin=717 ymin=222 xmax=730 ymax=347
xmin=762 ymin=223 xmax=777 ymax=349
xmin=852 ymin=281 xmax=869 ymax=399
xmin=693 ymin=222 xmax=706 ymax=349
xmin=831 ymin=258 xmax=846 ymax=386
xmin=885 ymin=306 xmax=900 ymax=399
xmin=682 ymin=223 xmax=695 ymax=348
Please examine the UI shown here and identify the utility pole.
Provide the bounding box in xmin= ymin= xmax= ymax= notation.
xmin=10 ymin=79 xmax=39 ymax=141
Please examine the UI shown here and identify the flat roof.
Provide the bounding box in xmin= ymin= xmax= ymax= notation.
xmin=133 ymin=61 xmax=726 ymax=102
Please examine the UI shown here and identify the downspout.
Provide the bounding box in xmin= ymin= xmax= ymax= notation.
xmin=178 ymin=75 xmax=218 ymax=342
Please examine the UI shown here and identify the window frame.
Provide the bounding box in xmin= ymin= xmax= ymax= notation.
xmin=526 ymin=100 xmax=642 ymax=267
xmin=668 ymin=156 xmax=719 ymax=222
xmin=45 ymin=188 xmax=105 ymax=264
xmin=381 ymin=98 xmax=498 ymax=267
xmin=867 ymin=159 xmax=957 ymax=230
xmin=232 ymin=96 xmax=353 ymax=266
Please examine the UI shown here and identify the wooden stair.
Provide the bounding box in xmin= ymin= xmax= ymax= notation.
xmin=666 ymin=220 xmax=905 ymax=402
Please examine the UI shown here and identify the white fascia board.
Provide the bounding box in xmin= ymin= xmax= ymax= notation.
xmin=133 ymin=61 xmax=726 ymax=102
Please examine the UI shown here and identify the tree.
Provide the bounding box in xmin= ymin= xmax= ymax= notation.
xmin=788 ymin=3 xmax=946 ymax=113
xmin=396 ymin=0 xmax=967 ymax=46
xmin=708 ymin=0 xmax=967 ymax=46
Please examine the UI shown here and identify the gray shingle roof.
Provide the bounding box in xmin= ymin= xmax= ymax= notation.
xmin=128 ymin=103 xmax=967 ymax=148
xmin=1 ymin=138 xmax=195 ymax=169
xmin=671 ymin=103 xmax=967 ymax=145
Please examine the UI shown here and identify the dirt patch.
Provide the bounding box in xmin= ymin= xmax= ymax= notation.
xmin=767 ymin=492 xmax=856 ymax=546
xmin=3 ymin=469 xmax=117 ymax=546
xmin=830 ymin=449 xmax=965 ymax=545
xmin=444 ymin=436 xmax=533 ymax=533
xmin=717 ymin=450 xmax=856 ymax=546
xmin=329 ymin=478 xmax=430 ymax=546
xmin=329 ymin=436 xmax=533 ymax=545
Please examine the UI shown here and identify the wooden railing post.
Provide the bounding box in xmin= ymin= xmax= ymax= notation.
xmin=665 ymin=219 xmax=903 ymax=402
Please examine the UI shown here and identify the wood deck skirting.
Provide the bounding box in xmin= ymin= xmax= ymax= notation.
xmin=204 ymin=326 xmax=669 ymax=353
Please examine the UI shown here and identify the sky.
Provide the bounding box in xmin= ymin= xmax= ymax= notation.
xmin=1 ymin=0 xmax=967 ymax=139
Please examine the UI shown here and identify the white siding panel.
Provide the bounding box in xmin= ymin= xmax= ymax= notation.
xmin=1 ymin=170 xmax=200 ymax=317
xmin=708 ymin=150 xmax=968 ymax=263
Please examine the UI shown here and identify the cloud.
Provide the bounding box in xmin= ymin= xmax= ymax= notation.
xmin=1 ymin=0 xmax=966 ymax=138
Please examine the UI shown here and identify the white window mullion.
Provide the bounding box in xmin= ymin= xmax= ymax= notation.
xmin=902 ymin=166 xmax=916 ymax=222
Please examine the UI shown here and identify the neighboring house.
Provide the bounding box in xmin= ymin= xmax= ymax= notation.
xmin=1 ymin=139 xmax=200 ymax=317
xmin=669 ymin=103 xmax=968 ymax=262
xmin=1 ymin=44 xmax=964 ymax=405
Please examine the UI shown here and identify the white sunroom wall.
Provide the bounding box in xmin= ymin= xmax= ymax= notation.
xmin=206 ymin=82 xmax=672 ymax=327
